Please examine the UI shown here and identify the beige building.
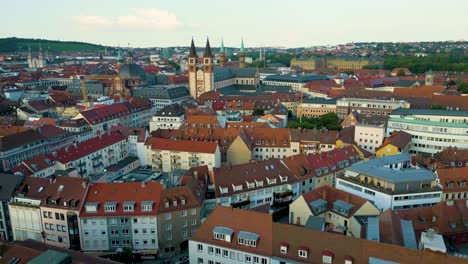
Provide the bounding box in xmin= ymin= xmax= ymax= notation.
xmin=291 ymin=56 xmax=383 ymax=71
xmin=289 ymin=185 xmax=380 ymax=238
xmin=297 ymin=98 xmax=337 ymax=118
xmin=437 ymin=167 xmax=468 ymax=201
xmin=145 ymin=137 xmax=221 ymax=173
xmin=354 ymin=123 xmax=386 ymax=153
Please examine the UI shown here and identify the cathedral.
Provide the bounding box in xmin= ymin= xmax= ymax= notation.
xmin=27 ymin=45 xmax=47 ymax=69
xmin=188 ymin=38 xmax=260 ymax=99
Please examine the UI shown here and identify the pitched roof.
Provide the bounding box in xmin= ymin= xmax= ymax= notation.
xmin=15 ymin=176 xmax=88 ymax=210
xmin=145 ymin=137 xmax=218 ymax=154
xmin=11 ymin=154 xmax=54 ymax=175
xmin=158 ymin=178 xmax=205 ymax=213
xmin=50 ymin=131 xmax=126 ymax=163
xmin=437 ymin=167 xmax=468 ymax=192
xmin=0 ymin=125 xmax=44 ymax=152
xmin=378 ymin=130 xmax=412 ymax=151
xmin=0 ymin=174 xmax=23 ymax=201
xmin=80 ymin=182 xmax=163 ymax=217
xmin=191 ymin=206 xmax=273 ymax=257
xmin=79 ymin=103 xmax=131 ymax=124
xmin=155 ymin=103 xmax=185 ymax=117
xmin=432 ymin=95 xmax=468 ymax=110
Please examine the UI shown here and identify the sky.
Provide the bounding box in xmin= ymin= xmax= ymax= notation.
xmin=1 ymin=0 xmax=467 ymax=48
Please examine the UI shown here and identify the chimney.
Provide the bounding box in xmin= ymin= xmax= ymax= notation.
xmin=81 ymin=181 xmax=87 ymax=189
xmin=432 ymin=215 xmax=437 ymax=223
xmin=427 ymin=228 xmax=435 ymax=239
xmin=194 ymin=170 xmax=198 ymax=178
xmin=74 ymin=143 xmax=78 ymax=149
xmin=141 ymin=181 xmax=146 ymax=188
xmin=321 ymin=190 xmax=327 ymax=200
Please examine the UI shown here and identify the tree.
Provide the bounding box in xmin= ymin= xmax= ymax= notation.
xmin=397 ymin=69 xmax=406 ymax=76
xmin=457 ymin=82 xmax=468 ymax=94
xmin=252 ymin=108 xmax=265 ymax=116
xmin=431 ymin=104 xmax=446 ymax=110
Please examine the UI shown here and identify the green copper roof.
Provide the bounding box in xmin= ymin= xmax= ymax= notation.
xmin=240 ymin=38 xmax=245 ymax=53
xmin=220 ymin=38 xmax=225 ymax=53
xmin=116 ymin=50 xmax=123 ymax=63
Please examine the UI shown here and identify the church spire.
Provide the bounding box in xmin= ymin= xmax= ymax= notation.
xmin=204 ymin=37 xmax=212 ymax=58
xmin=220 ymin=38 xmax=225 ymax=54
xmin=240 ymin=38 xmax=245 ymax=53
xmin=189 ymin=37 xmax=197 ymax=58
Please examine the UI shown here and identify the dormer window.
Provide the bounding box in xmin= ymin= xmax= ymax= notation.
xmin=298 ymin=246 xmax=309 ymax=258
xmin=213 ymin=226 xmax=234 ymax=242
xmin=322 ymin=251 xmax=334 ymax=263
xmin=246 ymin=181 xmax=255 ymax=189
xmin=104 ymin=202 xmax=117 ymax=212
xmin=165 ymin=201 xmax=169 ymax=208
xmin=219 ymin=187 xmax=228 ymax=194
xmin=173 ymin=200 xmax=178 ymax=206
xmin=267 ymin=178 xmax=277 ymax=185
xmin=232 ymin=184 xmax=243 ymax=192
xmin=123 ymin=201 xmax=135 ymax=212
xmin=237 ymin=231 xmax=259 ymax=247
xmin=280 ymin=241 xmax=289 ymax=254
xmin=255 ymin=180 xmax=263 ymax=187
xmin=181 ymin=198 xmax=186 ymax=205
xmin=141 ymin=201 xmax=153 ymax=212
xmin=85 ymin=202 xmax=99 ymax=213
xmin=279 ymin=175 xmax=288 ymax=183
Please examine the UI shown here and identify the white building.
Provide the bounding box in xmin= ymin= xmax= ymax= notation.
xmin=387 ymin=108 xmax=468 ymax=156
xmin=263 ymin=74 xmax=326 ymax=92
xmin=209 ymin=159 xmax=299 ymax=212
xmin=336 ymin=98 xmax=410 ymax=119
xmin=145 ymin=138 xmax=221 ymax=172
xmin=336 ymin=154 xmax=442 ymax=211
xmin=354 ymin=123 xmax=386 ymax=153
xmin=149 ymin=104 xmax=185 ymax=132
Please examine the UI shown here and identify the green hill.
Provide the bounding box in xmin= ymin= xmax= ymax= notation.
xmin=0 ymin=37 xmax=113 ymax=53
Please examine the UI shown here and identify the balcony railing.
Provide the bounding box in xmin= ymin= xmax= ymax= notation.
xmin=338 ymin=176 xmax=442 ymax=195
xmin=231 ymin=199 xmax=250 ymax=208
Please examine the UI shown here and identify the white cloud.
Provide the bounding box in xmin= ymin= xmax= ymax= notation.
xmin=73 ymin=8 xmax=182 ymax=31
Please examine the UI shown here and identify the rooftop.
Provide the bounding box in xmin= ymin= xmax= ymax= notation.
xmin=390 ymin=108 xmax=468 ymax=117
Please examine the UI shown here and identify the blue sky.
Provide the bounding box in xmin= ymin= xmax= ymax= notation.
xmin=1 ymin=0 xmax=467 ymax=48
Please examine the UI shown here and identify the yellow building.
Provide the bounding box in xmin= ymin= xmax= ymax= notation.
xmin=289 ymin=185 xmax=380 ymax=237
xmin=291 ymin=57 xmax=383 ymax=71
xmin=375 ymin=131 xmax=412 ymax=158
xmin=226 ymin=133 xmax=253 ymax=165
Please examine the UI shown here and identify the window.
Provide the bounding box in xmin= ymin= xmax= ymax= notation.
xmin=182 ymin=230 xmax=188 ymax=237
xmin=151 ymin=228 xmax=156 ymax=234
xmin=197 ymin=244 xmax=203 ymax=252
xmin=245 ymin=255 xmax=252 ymax=263
xmin=191 ymin=208 xmax=197 ymax=215
xmin=181 ymin=210 xmax=187 ymax=217
xmin=123 ymin=204 xmax=134 ymax=212
xmin=191 ymin=219 xmax=197 ymax=225
xmin=299 ymin=249 xmax=308 ymax=258
xmin=253 ymin=256 xmax=259 ymax=263
xmin=322 ymin=255 xmax=333 ymax=263
xmin=165 ymin=213 xmax=171 ymax=220
xmin=166 ymin=233 xmax=172 ymax=240
xmin=182 ymin=220 xmax=188 ymax=227
xmin=215 ymin=248 xmax=221 ymax=256
xmin=120 ymin=218 xmax=128 ymax=225
xmin=208 ymin=246 xmax=214 ymax=254
xmin=142 ymin=228 xmax=147 ymax=234
xmin=166 ymin=224 xmax=172 ymax=231
xmin=122 ymin=229 xmax=129 ymax=235
xmin=197 ymin=258 xmax=203 ymax=264
xmin=223 ymin=249 xmax=229 ymax=257
xmin=111 ymin=230 xmax=119 ymax=235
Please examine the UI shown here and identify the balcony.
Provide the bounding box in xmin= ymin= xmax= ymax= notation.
xmin=231 ymin=198 xmax=250 ymax=208
xmin=272 ymin=190 xmax=293 ymax=207
xmin=338 ymin=176 xmax=442 ymax=195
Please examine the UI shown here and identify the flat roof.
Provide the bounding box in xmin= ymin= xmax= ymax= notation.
xmin=391 ymin=108 xmax=468 ymax=117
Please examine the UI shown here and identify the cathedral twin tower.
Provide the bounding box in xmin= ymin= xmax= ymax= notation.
xmin=188 ymin=38 xmax=246 ymax=99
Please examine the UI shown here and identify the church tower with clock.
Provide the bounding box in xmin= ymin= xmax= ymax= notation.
xmin=188 ymin=38 xmax=214 ymax=99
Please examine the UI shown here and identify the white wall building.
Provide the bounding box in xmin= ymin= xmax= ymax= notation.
xmin=354 ymin=123 xmax=386 ymax=153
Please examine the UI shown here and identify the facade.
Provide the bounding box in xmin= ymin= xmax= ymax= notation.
xmin=354 ymin=123 xmax=386 ymax=153
xmin=188 ymin=38 xmax=260 ymax=99
xmin=27 ymin=46 xmax=46 ymax=69
xmin=437 ymin=167 xmax=468 ymax=201
xmin=132 ymin=86 xmax=190 ymax=111
xmin=58 ymin=118 xmax=94 ymax=143
xmin=296 ymin=98 xmax=336 ymax=118
xmin=289 ymin=185 xmax=380 ymax=237
xmin=79 ymin=182 xmax=163 ymax=254
xmin=336 ymin=98 xmax=410 ymax=119
xmin=209 ymin=159 xmax=299 ymax=211
xmin=336 ymin=154 xmax=442 ymax=211
xmin=149 ymin=104 xmax=185 ymax=132
xmin=387 ymin=108 xmax=468 ymax=156
xmin=263 ymin=74 xmax=327 ymax=92
xmin=50 ymin=131 xmax=128 ymax=178
xmin=0 ymin=174 xmax=23 ymax=241
xmin=9 ymin=176 xmax=88 ymax=249
xmin=67 ymin=81 xmax=107 ymax=97
xmin=375 ymin=130 xmax=412 ymax=158
xmin=290 ymin=56 xmax=383 ymax=71
xmin=190 ymin=206 xmax=464 ymax=264
xmin=145 ymin=138 xmax=221 ymax=172
xmin=0 ymin=125 xmax=50 ymax=172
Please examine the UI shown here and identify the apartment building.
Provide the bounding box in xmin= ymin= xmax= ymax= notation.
xmin=145 ymin=138 xmax=221 ymax=172
xmin=9 ymin=176 xmax=88 ymax=248
xmin=289 ymin=186 xmax=380 ymax=237
xmin=189 ymin=206 xmax=463 ymax=264
xmin=156 ymin=177 xmax=206 ymax=258
xmin=387 ymin=108 xmax=468 ymax=156
xmin=0 ymin=125 xmax=47 ymax=172
xmin=336 ymin=154 xmax=442 ymax=211
xmin=50 ymin=131 xmax=128 ymax=178
xmin=0 ymin=174 xmax=23 ymax=241
xmin=132 ymin=86 xmax=190 ymax=111
xmin=289 ymin=129 xmax=338 ymax=155
xmin=209 ymin=159 xmax=299 ymax=211
xmin=336 ymin=98 xmax=409 ymax=119
xmin=354 ymin=122 xmax=386 ymax=153
xmin=437 ymin=167 xmax=468 ymax=201
xmin=79 ymin=182 xmax=163 ymax=254
xmin=296 ymin=98 xmax=336 ymax=118
xmin=149 ymin=104 xmax=185 ymax=132
xmin=263 ymin=74 xmax=327 ymax=92
xmin=58 ymin=118 xmax=94 ymax=143
xmin=11 ymin=154 xmax=55 ymax=178
xmin=281 ymin=146 xmax=360 ymax=194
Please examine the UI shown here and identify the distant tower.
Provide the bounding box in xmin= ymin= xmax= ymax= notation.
xmin=239 ymin=38 xmax=246 ymax=68
xmin=45 ymin=46 xmax=50 ymax=62
xmin=425 ymin=69 xmax=434 ymax=86
xmin=126 ymin=49 xmax=134 ymax=64
xmin=27 ymin=45 xmax=32 ymax=67
xmin=38 ymin=44 xmax=43 ymax=64
xmin=116 ymin=50 xmax=124 ymax=71
xmin=219 ymin=38 xmax=226 ymax=67
xmin=188 ymin=37 xmax=214 ymax=99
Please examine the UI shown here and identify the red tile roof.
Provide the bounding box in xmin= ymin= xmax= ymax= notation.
xmin=145 ymin=137 xmax=218 ymax=154
xmin=377 ymin=130 xmax=412 ymax=151
xmin=50 ymin=131 xmax=126 ymax=163
xmin=79 ymin=103 xmax=131 ymax=124
xmin=80 ymin=182 xmax=163 ymax=217
xmin=437 ymin=167 xmax=468 ymax=193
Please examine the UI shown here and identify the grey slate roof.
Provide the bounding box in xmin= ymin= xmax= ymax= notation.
xmin=155 ymin=104 xmax=184 ymax=117
xmin=304 ymin=216 xmax=325 ymax=231
xmin=238 ymin=231 xmax=259 ymax=241
xmin=213 ymin=226 xmax=234 ymax=236
xmin=214 ymin=67 xmax=258 ymax=82
xmin=347 ymin=154 xmax=436 ymax=184
xmin=119 ymin=64 xmax=146 ymax=79
xmin=303 ymin=98 xmax=337 ymax=104
xmin=366 ymin=217 xmax=379 ymax=241
xmin=400 ymin=219 xmax=417 ymax=249
xmin=0 ymin=174 xmax=23 ymax=201
xmin=132 ymin=86 xmax=189 ymax=100
xmin=390 ymin=108 xmax=468 ymax=117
